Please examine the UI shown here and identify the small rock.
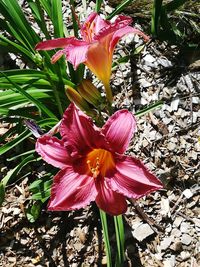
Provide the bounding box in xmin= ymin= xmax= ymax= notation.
xmin=160 ymin=237 xmax=173 ymax=251
xmin=193 ymin=218 xmax=200 ymax=228
xmin=160 ymin=198 xmax=170 ymax=217
xmin=171 ymin=228 xmax=182 ymax=237
xmin=163 ymin=255 xmax=176 ymax=267
xmin=173 ymin=216 xmax=183 ymax=228
xmin=180 ymin=222 xmax=190 ymax=233
xmin=181 ymin=234 xmax=192 ymax=245
xmin=182 ymin=189 xmax=193 ymax=199
xmin=170 ymin=240 xmax=182 ymax=252
xmin=132 ymin=223 xmax=154 ymax=241
xmin=101 ymin=256 xmax=107 ymax=265
xmin=180 ymin=251 xmax=190 ymax=260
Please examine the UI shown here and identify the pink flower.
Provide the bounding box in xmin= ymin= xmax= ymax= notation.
xmin=35 ymin=12 xmax=149 ymax=102
xmin=36 ymin=104 xmax=162 ymax=215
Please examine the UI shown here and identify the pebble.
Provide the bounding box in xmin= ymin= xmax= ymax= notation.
xmin=159 ymin=237 xmax=173 ymax=251
xmin=182 ymin=189 xmax=193 ymax=199
xmin=180 ymin=222 xmax=190 ymax=233
xmin=163 ymin=255 xmax=176 ymax=267
xmin=170 ymin=240 xmax=182 ymax=252
xmin=173 ymin=216 xmax=183 ymax=228
xmin=180 ymin=251 xmax=190 ymax=260
xmin=181 ymin=234 xmax=192 ymax=245
xmin=132 ymin=223 xmax=154 ymax=241
xmin=171 ymin=228 xmax=182 ymax=237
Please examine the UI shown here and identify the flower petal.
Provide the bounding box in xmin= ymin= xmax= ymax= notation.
xmin=81 ymin=12 xmax=110 ymax=41
xmin=51 ymin=49 xmax=65 ymax=64
xmin=95 ymin=178 xmax=127 ymax=215
xmin=101 ymin=109 xmax=136 ymax=154
xmin=86 ymin=42 xmax=112 ymax=88
xmin=48 ymin=164 xmax=97 ymax=211
xmin=60 ymin=104 xmax=105 ymax=156
xmin=110 ymin=26 xmax=149 ymax=52
xmin=94 ymin=15 xmax=132 ymax=41
xmin=35 ymin=37 xmax=77 ymax=50
xmin=108 ymin=155 xmax=163 ymax=199
xmin=65 ymin=41 xmax=90 ymax=69
xmin=36 ymin=135 xmax=70 ymax=169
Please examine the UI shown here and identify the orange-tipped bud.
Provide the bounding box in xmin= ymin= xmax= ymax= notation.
xmin=66 ymin=86 xmax=94 ymax=116
xmin=77 ymin=79 xmax=102 ymax=107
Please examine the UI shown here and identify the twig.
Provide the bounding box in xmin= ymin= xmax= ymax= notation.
xmin=129 ymin=199 xmax=164 ymax=233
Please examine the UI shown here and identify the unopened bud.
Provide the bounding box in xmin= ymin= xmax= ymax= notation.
xmin=66 ymin=86 xmax=94 ymax=115
xmin=77 ymin=79 xmax=102 ymax=107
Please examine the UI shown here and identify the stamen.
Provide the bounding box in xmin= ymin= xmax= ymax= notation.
xmin=87 ymin=158 xmax=100 ymax=179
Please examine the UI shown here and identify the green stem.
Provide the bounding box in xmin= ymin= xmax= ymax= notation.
xmin=114 ymin=215 xmax=125 ymax=267
xmin=45 ymin=71 xmax=64 ymax=117
xmin=135 ymin=100 xmax=163 ymax=117
xmin=99 ymin=209 xmax=112 ymax=267
xmin=104 ymin=82 xmax=113 ymax=104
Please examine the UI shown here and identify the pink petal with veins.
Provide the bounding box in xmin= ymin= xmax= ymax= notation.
xmin=95 ymin=178 xmax=127 ymax=215
xmin=65 ymin=42 xmax=90 ymax=69
xmin=94 ymin=14 xmax=132 ymax=41
xmin=110 ymin=26 xmax=149 ymax=52
xmin=81 ymin=12 xmax=110 ymax=41
xmin=36 ymin=135 xmax=70 ymax=169
xmin=48 ymin=165 xmax=97 ymax=211
xmin=108 ymin=155 xmax=163 ymax=199
xmin=35 ymin=37 xmax=77 ymax=50
xmin=60 ymin=104 xmax=105 ymax=156
xmin=51 ymin=49 xmax=65 ymax=63
xmin=102 ymin=109 xmax=136 ymax=154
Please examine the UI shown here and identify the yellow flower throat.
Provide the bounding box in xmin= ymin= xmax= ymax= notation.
xmin=86 ymin=148 xmax=115 ymax=178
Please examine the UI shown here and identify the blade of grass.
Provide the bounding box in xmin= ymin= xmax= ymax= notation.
xmin=135 ymin=100 xmax=163 ymax=117
xmin=2 ymin=154 xmax=38 ymax=186
xmin=0 ymin=71 xmax=58 ymax=119
xmin=52 ymin=0 xmax=64 ymax=38
xmin=95 ymin=0 xmax=103 ymax=13
xmin=151 ymin=0 xmax=163 ymax=37
xmin=27 ymin=0 xmax=51 ymax=39
xmin=99 ymin=210 xmax=112 ymax=267
xmin=106 ymin=0 xmax=135 ymax=20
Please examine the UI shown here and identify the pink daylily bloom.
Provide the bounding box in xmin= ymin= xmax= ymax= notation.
xmin=35 ymin=12 xmax=149 ymax=102
xmin=36 ymin=104 xmax=162 ymax=216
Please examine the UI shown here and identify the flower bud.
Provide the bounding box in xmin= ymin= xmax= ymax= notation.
xmin=77 ymin=79 xmax=102 ymax=107
xmin=66 ymin=86 xmax=94 ymax=115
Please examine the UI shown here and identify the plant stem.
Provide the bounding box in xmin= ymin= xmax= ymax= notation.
xmin=114 ymin=215 xmax=125 ymax=267
xmin=45 ymin=72 xmax=64 ymax=117
xmin=99 ymin=209 xmax=112 ymax=267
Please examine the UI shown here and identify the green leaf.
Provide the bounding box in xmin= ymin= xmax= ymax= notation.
xmin=0 ymin=0 xmax=40 ymax=49
xmin=135 ymin=100 xmax=163 ymax=117
xmin=0 ymin=71 xmax=58 ymax=119
xmin=29 ymin=178 xmax=52 ymax=203
xmin=114 ymin=215 xmax=125 ymax=266
xmin=26 ymin=202 xmax=42 ymax=223
xmin=106 ymin=0 xmax=134 ymax=20
xmin=0 ymin=183 xmax=5 ymax=206
xmin=52 ymin=0 xmax=64 ymax=38
xmin=95 ymin=0 xmax=103 ymax=13
xmin=0 ymin=130 xmax=31 ymax=156
xmin=151 ymin=0 xmax=163 ymax=37
xmin=1 ymin=154 xmax=38 ymax=186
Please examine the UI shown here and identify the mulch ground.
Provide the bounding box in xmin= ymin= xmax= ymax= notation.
xmin=0 ymin=1 xmax=200 ymax=266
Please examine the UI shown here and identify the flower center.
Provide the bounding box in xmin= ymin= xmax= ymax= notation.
xmin=83 ymin=21 xmax=96 ymax=42
xmin=86 ymin=148 xmax=115 ymax=178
